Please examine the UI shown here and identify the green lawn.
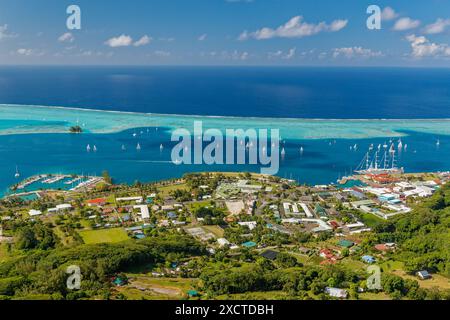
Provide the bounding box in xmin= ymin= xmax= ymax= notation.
xmin=202 ymin=225 xmax=224 ymax=238
xmin=158 ymin=183 xmax=188 ymax=196
xmin=0 ymin=243 xmax=10 ymax=263
xmin=78 ymin=228 xmax=129 ymax=244
xmin=359 ymin=212 xmax=385 ymax=228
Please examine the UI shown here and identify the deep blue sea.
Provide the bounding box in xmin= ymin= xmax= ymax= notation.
xmin=1 ymin=67 xmax=450 ymax=196
xmin=1 ymin=66 xmax=450 ymax=118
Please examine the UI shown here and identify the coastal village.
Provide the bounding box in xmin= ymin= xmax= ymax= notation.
xmin=1 ymin=170 xmax=449 ymax=300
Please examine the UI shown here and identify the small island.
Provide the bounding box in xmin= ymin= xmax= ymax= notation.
xmin=69 ymin=125 xmax=83 ymax=133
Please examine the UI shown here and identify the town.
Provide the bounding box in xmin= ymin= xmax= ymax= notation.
xmin=0 ymin=170 xmax=449 ymax=300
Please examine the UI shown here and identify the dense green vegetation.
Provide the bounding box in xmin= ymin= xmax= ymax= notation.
xmin=69 ymin=126 xmax=82 ymax=133
xmin=0 ymin=235 xmax=205 ymax=300
xmin=367 ymin=184 xmax=450 ymax=277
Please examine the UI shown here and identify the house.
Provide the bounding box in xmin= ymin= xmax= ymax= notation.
xmin=238 ymin=221 xmax=257 ymax=231
xmin=375 ymin=243 xmax=396 ymax=252
xmin=315 ymin=204 xmax=328 ymax=219
xmin=133 ymin=205 xmax=150 ymax=221
xmin=242 ymin=241 xmax=257 ymax=248
xmin=47 ymin=203 xmax=73 ymax=214
xmin=87 ymin=198 xmax=107 ymax=207
xmin=362 ymin=255 xmax=376 ymax=264
xmin=325 ymin=287 xmax=348 ymax=299
xmin=217 ymin=238 xmax=230 ymax=247
xmin=116 ymin=196 xmax=143 ymax=203
xmin=260 ymin=250 xmax=279 ymax=261
xmin=187 ymin=290 xmax=199 ymax=298
xmin=29 ymin=209 xmax=42 ymax=217
xmin=319 ymin=249 xmax=336 ymax=260
xmin=337 ymin=239 xmax=354 ymax=248
xmin=167 ymin=211 xmax=177 ymax=219
xmin=417 ymin=270 xmax=432 ymax=280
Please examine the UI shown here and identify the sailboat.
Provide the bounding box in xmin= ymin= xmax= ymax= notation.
xmin=121 ymin=145 xmax=126 ymax=151
xmin=404 ymin=144 xmax=408 ymax=151
xmin=354 ymin=148 xmax=403 ymax=175
xmin=300 ymin=147 xmax=304 ymax=154
xmin=93 ymin=145 xmax=97 ymax=152
xmin=398 ymin=139 xmax=403 ymax=150
xmin=15 ymin=166 xmax=20 ymax=178
xmin=86 ymin=144 xmax=91 ymax=152
xmin=160 ymin=144 xmax=164 ymax=151
xmin=437 ymin=139 xmax=440 ymax=147
xmin=281 ymin=148 xmax=286 ymax=156
xmin=389 ymin=143 xmax=395 ymax=154
xmin=137 ymin=143 xmax=141 ymax=151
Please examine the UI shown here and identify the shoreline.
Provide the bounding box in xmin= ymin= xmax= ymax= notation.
xmin=3 ymin=103 xmax=450 ymax=122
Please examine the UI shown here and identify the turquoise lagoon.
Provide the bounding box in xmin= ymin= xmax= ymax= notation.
xmin=0 ymin=104 xmax=449 ymax=197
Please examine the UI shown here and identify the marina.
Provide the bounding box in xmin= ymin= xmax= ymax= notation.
xmin=6 ymin=174 xmax=105 ymax=198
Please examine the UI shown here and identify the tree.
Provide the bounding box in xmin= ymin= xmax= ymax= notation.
xmin=69 ymin=126 xmax=83 ymax=133
xmin=102 ymin=171 xmax=113 ymax=184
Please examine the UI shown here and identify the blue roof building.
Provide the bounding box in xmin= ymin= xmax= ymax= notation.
xmin=362 ymin=255 xmax=376 ymax=264
xmin=242 ymin=241 xmax=257 ymax=248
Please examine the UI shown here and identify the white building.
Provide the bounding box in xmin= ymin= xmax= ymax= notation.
xmin=238 ymin=221 xmax=257 ymax=231
xmin=29 ymin=209 xmax=42 ymax=217
xmin=133 ymin=205 xmax=150 ymax=220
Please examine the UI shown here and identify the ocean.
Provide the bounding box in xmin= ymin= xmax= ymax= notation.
xmin=0 ymin=67 xmax=449 ymax=196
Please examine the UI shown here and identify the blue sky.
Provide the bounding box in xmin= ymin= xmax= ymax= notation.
xmin=1 ymin=0 xmax=450 ymax=66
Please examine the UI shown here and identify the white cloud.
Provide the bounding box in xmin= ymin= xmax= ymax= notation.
xmin=238 ymin=15 xmax=348 ymax=40
xmin=285 ymin=48 xmax=296 ymax=59
xmin=105 ymin=34 xmax=133 ymax=47
xmin=0 ymin=24 xmax=16 ymax=40
xmin=231 ymin=50 xmax=249 ymax=60
xmin=393 ymin=17 xmax=421 ymax=31
xmin=329 ymin=20 xmax=348 ymax=32
xmin=15 ymin=48 xmax=44 ymax=57
xmin=154 ymin=50 xmax=171 ymax=57
xmin=406 ymin=34 xmax=450 ymax=58
xmin=134 ymin=35 xmax=152 ymax=47
xmin=381 ymin=7 xmax=398 ymax=21
xmin=17 ymin=48 xmax=33 ymax=56
xmin=268 ymin=48 xmax=296 ymax=60
xmin=424 ymin=18 xmax=450 ymax=35
xmin=58 ymin=32 xmax=74 ymax=43
xmin=332 ymin=47 xmax=384 ymax=59
xmin=198 ymin=34 xmax=207 ymax=41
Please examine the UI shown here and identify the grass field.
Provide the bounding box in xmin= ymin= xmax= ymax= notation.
xmin=117 ymin=276 xmax=196 ymax=300
xmin=391 ymin=270 xmax=450 ymax=290
xmin=158 ymin=183 xmax=188 ymax=196
xmin=359 ymin=292 xmax=392 ymax=300
xmin=202 ymin=225 xmax=224 ymax=238
xmin=216 ymin=291 xmax=288 ymax=300
xmin=0 ymin=243 xmax=9 ymax=263
xmin=78 ymin=228 xmax=129 ymax=244
xmin=358 ymin=212 xmax=385 ymax=228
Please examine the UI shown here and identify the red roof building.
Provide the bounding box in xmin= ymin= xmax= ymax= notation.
xmin=87 ymin=198 xmax=107 ymax=207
